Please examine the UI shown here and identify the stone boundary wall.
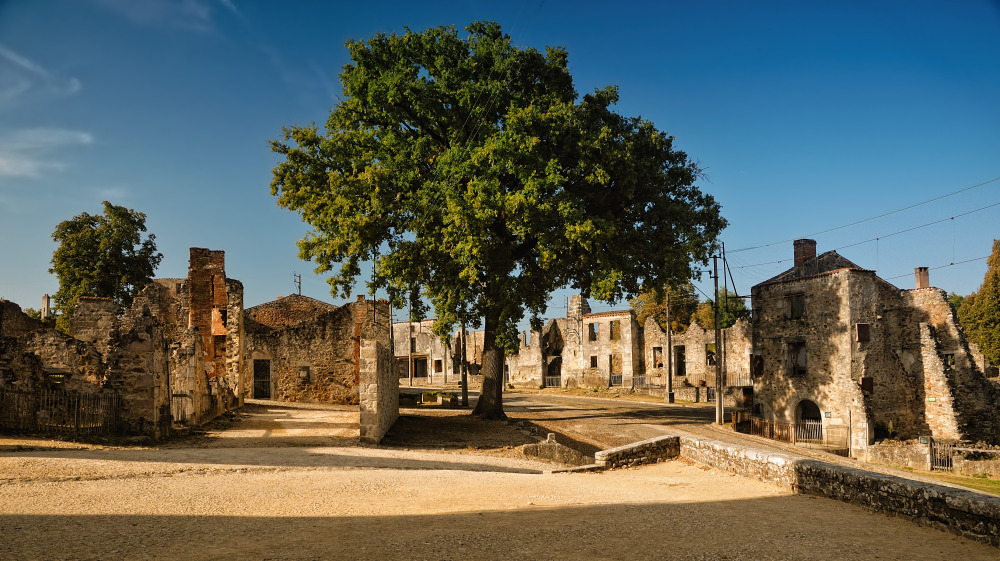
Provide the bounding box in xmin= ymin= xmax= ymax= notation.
xmin=359 ymin=337 xmax=398 ymax=444
xmin=590 ymin=433 xmax=1000 ymax=547
xmin=678 ymin=434 xmax=1000 ymax=548
xmin=866 ymin=441 xmax=932 ymax=471
xmin=594 ymin=435 xmax=680 ymax=469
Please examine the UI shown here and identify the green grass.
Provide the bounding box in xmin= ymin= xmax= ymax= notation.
xmin=930 ymin=473 xmax=1000 ymax=496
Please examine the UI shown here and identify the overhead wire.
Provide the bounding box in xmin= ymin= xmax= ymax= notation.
xmin=728 ymin=176 xmax=1000 ymax=253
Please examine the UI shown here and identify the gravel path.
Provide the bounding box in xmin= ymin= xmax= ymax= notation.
xmin=1 ymin=398 xmax=997 ymax=560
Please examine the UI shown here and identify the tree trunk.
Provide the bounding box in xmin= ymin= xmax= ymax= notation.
xmin=471 ymin=310 xmax=505 ymax=420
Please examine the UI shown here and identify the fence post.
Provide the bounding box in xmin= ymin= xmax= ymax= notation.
xmin=791 ymin=423 xmax=797 ymax=445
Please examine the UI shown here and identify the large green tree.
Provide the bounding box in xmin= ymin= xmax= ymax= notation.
xmin=270 ymin=22 xmax=726 ymax=419
xmin=958 ymin=239 xmax=1000 ymax=366
xmin=630 ymin=282 xmax=699 ymax=334
xmin=50 ymin=201 xmax=162 ymax=331
xmin=689 ymin=288 xmax=748 ymax=331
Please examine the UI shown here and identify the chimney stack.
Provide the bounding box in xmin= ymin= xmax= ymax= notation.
xmin=915 ymin=267 xmax=930 ymax=289
xmin=794 ymin=239 xmax=817 ymax=269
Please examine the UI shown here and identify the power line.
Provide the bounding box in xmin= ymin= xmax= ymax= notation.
xmin=729 ymin=199 xmax=1000 ymax=270
xmin=729 ymin=176 xmax=1000 ymax=253
xmin=880 ymin=255 xmax=990 ymax=282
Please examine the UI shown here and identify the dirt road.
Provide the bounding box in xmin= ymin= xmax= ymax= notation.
xmin=1 ymin=398 xmax=996 ymax=560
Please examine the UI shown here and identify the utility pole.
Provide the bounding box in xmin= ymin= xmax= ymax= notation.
xmin=461 ymin=322 xmax=469 ymax=406
xmin=665 ymin=290 xmax=674 ymax=404
xmin=713 ymin=255 xmax=724 ymax=424
xmin=407 ymin=298 xmax=413 ymax=388
xmin=293 ymin=273 xmax=302 ymax=295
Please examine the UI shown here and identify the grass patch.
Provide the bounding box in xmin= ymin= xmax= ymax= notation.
xmin=929 ymin=473 xmax=1000 ymax=496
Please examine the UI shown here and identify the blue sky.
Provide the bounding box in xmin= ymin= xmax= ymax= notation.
xmin=1 ymin=0 xmax=998 ymax=325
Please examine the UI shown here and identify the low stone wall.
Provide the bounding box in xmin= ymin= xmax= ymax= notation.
xmin=954 ymin=457 xmax=1000 ymax=477
xmin=676 ymin=434 xmax=1000 ymax=548
xmin=594 ymin=435 xmax=679 ymax=469
xmin=673 ymin=387 xmax=700 ymax=402
xmin=866 ymin=440 xmax=931 ymax=471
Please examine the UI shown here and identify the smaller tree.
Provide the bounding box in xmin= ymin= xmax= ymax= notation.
xmin=958 ymin=239 xmax=1000 ymax=366
xmin=50 ymin=201 xmax=162 ymax=331
xmin=689 ymin=288 xmax=748 ymax=331
xmin=630 ymin=283 xmax=699 ymax=333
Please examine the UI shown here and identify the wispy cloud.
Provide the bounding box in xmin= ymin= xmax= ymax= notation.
xmin=0 ymin=44 xmax=81 ymax=106
xmin=91 ymin=0 xmax=238 ymax=32
xmin=0 ymin=128 xmax=94 ymax=179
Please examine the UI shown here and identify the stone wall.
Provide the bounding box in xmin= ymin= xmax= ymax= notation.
xmin=865 ymin=440 xmax=932 ymax=471
xmin=359 ymin=300 xmax=395 ymax=444
xmin=594 ymin=435 xmax=679 ymax=469
xmin=677 ymin=434 xmax=1000 ymax=548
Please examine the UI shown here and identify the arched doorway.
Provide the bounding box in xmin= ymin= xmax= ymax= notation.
xmin=795 ymin=399 xmax=822 ymax=442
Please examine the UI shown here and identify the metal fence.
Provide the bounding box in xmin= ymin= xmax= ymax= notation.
xmin=731 ymin=409 xmax=848 ymax=454
xmin=0 ymin=387 xmax=122 ymax=437
xmin=632 ymin=375 xmax=648 ymax=389
xmin=610 ymin=374 xmax=623 ymax=387
xmin=931 ymin=442 xmax=1000 ymax=471
xmin=543 ymin=375 xmax=561 ymax=388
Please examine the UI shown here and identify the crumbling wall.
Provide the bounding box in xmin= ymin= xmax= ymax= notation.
xmin=505 ymin=328 xmax=543 ymax=388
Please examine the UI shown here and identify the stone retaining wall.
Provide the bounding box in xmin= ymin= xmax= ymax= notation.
xmin=591 ymin=433 xmax=1000 ymax=548
xmin=865 ymin=440 xmax=932 ymax=471
xmin=594 ymin=435 xmax=679 ymax=469
xmin=678 ymin=434 xmax=1000 ymax=548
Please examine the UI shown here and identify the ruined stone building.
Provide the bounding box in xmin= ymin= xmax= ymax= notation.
xmin=0 ymin=248 xmax=245 ymax=437
xmin=751 ymin=239 xmax=1000 ymax=455
xmin=391 ymin=318 xmax=457 ymax=383
xmin=244 ymin=294 xmax=388 ymax=405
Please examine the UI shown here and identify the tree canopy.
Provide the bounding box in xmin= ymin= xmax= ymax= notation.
xmin=958 ymin=239 xmax=1000 ymax=366
xmin=689 ymin=288 xmax=748 ymax=331
xmin=630 ymin=282 xmax=699 ymax=334
xmin=269 ymin=22 xmax=726 ymax=418
xmin=49 ymin=201 xmax=162 ymax=331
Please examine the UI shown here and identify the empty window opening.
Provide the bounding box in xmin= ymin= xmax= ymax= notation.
xmin=588 ymin=322 xmax=599 ymax=341
xmin=751 ymin=354 xmax=763 ymax=378
xmin=590 ymin=355 xmax=598 ymax=368
xmin=410 ymin=337 xmax=416 ymax=353
xmin=652 ymin=347 xmax=664 ymax=368
xmin=609 ymin=320 xmax=621 ymax=341
xmin=856 ymin=323 xmax=871 ymax=342
xmin=786 ymin=293 xmax=805 ymax=319
xmin=674 ymin=346 xmax=686 ymax=377
xmin=789 ymin=342 xmax=807 ymax=376
xmin=298 ymin=366 xmax=312 ymax=383
xmin=943 ymin=353 xmax=956 ymax=369
xmin=706 ymin=343 xmax=717 ymax=367
xmin=434 ymin=359 xmax=443 ymax=373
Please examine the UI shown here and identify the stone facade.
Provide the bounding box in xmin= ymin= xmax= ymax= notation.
xmin=245 ymin=294 xmax=392 ymax=407
xmin=0 ymin=247 xmax=247 ymax=437
xmin=392 ymin=318 xmax=456 ymax=384
xmin=751 ymin=239 xmax=1000 ymax=456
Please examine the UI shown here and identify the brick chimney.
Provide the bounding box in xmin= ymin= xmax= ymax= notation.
xmin=915 ymin=267 xmax=930 ymax=289
xmin=794 ymin=239 xmax=817 ymax=269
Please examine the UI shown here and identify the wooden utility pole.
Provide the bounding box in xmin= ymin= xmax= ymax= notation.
xmin=713 ymin=255 xmax=724 ymax=424
xmin=407 ymin=298 xmax=413 ymax=387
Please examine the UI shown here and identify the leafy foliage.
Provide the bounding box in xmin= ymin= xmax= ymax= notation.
xmin=49 ymin=201 xmax=162 ymax=331
xmin=629 ymin=283 xmax=699 ymax=333
xmin=269 ymin=22 xmax=726 ymax=417
xmin=689 ymin=288 xmax=748 ymax=331
xmin=958 ymin=240 xmax=1000 ymax=366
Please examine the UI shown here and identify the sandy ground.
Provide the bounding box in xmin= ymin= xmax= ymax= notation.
xmin=1 ymin=398 xmax=997 ymax=560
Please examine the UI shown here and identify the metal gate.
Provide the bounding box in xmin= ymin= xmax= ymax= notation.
xmin=931 ymin=441 xmax=954 ymax=471
xmin=253 ymin=359 xmax=271 ymax=399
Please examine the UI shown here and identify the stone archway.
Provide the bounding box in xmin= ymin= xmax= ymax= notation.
xmin=795 ymin=399 xmax=823 ymax=442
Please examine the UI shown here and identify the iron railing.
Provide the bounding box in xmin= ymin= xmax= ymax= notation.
xmin=0 ymin=387 xmax=122 ymax=437
xmin=544 ymin=375 xmax=561 ymax=388
xmin=610 ymin=374 xmax=623 ymax=387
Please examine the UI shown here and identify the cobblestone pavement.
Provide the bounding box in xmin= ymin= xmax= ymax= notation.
xmin=1 ymin=396 xmax=997 ymax=560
